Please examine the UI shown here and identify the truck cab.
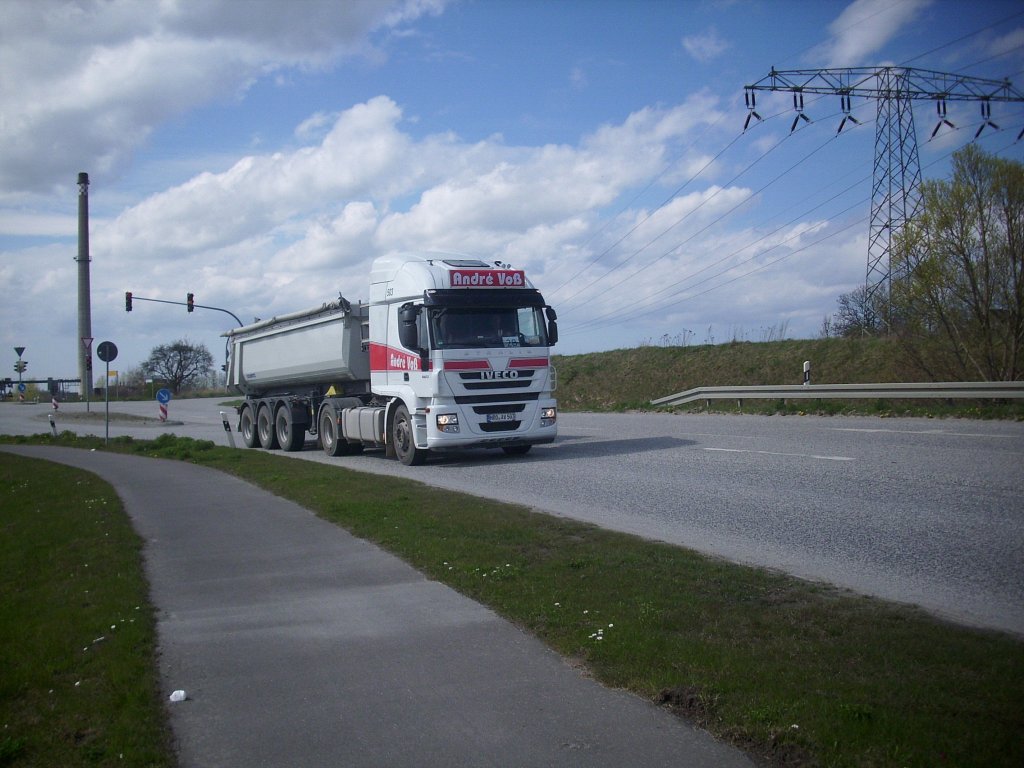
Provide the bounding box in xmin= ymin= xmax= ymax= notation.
xmin=370 ymin=253 xmax=558 ymax=465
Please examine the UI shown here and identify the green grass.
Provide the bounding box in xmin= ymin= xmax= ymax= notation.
xmin=3 ymin=432 xmax=1022 ymax=767
xmin=0 ymin=452 xmax=173 ymax=768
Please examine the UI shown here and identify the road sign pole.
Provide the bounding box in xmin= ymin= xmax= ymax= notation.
xmin=96 ymin=341 xmax=118 ymax=443
xmin=105 ymin=358 xmax=110 ymax=443
xmin=157 ymin=388 xmax=172 ymax=423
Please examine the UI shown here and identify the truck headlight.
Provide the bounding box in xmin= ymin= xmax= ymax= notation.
xmin=541 ymin=407 xmax=556 ymax=427
xmin=436 ymin=413 xmax=460 ymax=433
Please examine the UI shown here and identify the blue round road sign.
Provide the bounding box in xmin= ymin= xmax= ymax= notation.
xmin=18 ymin=383 xmax=26 ymax=393
xmin=156 ymin=388 xmax=172 ymax=404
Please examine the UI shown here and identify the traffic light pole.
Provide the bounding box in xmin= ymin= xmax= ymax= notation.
xmin=125 ymin=294 xmax=243 ymax=327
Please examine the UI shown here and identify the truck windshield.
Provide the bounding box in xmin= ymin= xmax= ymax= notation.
xmin=429 ymin=307 xmax=549 ymax=349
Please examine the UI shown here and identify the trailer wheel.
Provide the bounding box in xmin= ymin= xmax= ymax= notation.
xmin=392 ymin=404 xmax=426 ymax=466
xmin=275 ymin=405 xmax=305 ymax=452
xmin=257 ymin=404 xmax=279 ymax=449
xmin=240 ymin=405 xmax=258 ymax=448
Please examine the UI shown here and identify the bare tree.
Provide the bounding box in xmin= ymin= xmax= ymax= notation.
xmin=142 ymin=339 xmax=214 ymax=394
xmin=829 ymin=284 xmax=886 ymax=338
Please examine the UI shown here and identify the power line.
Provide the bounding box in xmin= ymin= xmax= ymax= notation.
xmin=557 ymin=95 xmax=858 ymax=315
xmin=552 ymin=100 xmax=819 ymax=312
xmin=561 ymin=116 xmax=1023 ymax=338
xmin=743 ymin=66 xmax=1024 ymax=327
xmin=898 ymin=10 xmax=1024 ymax=68
xmin=552 ymin=7 xmax=1024 ymax=346
xmin=546 ymin=109 xmax=732 ymax=297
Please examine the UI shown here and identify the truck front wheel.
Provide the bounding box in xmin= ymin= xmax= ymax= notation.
xmin=392 ymin=404 xmax=426 ymax=466
xmin=319 ymin=405 xmax=347 ymax=457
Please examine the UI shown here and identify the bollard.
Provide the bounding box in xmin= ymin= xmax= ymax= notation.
xmin=48 ymin=413 xmax=57 ymax=437
xmin=219 ymin=411 xmax=237 ymax=448
xmin=803 ymin=360 xmax=811 ymax=386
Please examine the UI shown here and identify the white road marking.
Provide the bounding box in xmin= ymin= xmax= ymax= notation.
xmin=830 ymin=427 xmax=1007 ymax=439
xmin=703 ymin=447 xmax=855 ymax=461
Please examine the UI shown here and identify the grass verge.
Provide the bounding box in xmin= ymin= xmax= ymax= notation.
xmin=0 ymin=452 xmax=173 ymax=767
xmin=3 ymin=432 xmax=1023 ymax=767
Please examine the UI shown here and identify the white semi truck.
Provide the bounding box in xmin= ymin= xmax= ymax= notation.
xmin=224 ymin=252 xmax=558 ymax=465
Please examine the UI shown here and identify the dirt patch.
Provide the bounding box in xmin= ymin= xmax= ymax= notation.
xmin=41 ymin=411 xmax=182 ymax=426
xmin=657 ymin=686 xmax=817 ymax=768
xmin=657 ymin=686 xmax=714 ymax=727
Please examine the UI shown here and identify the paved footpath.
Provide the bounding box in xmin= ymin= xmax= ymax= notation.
xmin=2 ymin=446 xmax=754 ymax=768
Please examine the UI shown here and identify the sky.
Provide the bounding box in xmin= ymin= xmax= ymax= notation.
xmin=2 ymin=0 xmax=1023 ymax=385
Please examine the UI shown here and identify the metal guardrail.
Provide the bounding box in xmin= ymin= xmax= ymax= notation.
xmin=651 ymin=381 xmax=1024 ymax=407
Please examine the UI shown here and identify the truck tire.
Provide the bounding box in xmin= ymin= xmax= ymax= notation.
xmin=275 ymin=405 xmax=305 ymax=452
xmin=240 ymin=405 xmax=259 ymax=448
xmin=319 ymin=405 xmax=347 ymax=457
xmin=257 ymin=404 xmax=279 ymax=450
xmin=392 ymin=403 xmax=426 ymax=466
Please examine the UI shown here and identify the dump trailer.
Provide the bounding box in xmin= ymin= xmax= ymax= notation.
xmin=225 ymin=252 xmax=558 ymax=465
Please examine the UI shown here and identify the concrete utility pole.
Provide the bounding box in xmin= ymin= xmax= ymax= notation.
xmin=76 ymin=172 xmax=93 ymax=400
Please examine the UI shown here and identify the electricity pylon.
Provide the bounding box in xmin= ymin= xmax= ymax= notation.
xmin=743 ymin=66 xmax=1024 ymax=326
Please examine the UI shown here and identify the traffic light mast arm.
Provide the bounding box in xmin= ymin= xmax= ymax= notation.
xmin=126 ymin=294 xmax=244 ymax=326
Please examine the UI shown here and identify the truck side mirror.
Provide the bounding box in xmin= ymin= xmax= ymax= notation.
xmin=398 ymin=304 xmax=421 ymax=351
xmin=545 ymin=306 xmax=558 ymax=346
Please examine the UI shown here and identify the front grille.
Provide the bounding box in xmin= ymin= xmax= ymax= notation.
xmin=458 ymin=370 xmax=535 ymax=391
xmin=458 ymin=370 xmax=536 ymax=379
xmin=472 ymin=404 xmax=526 ymax=415
xmin=480 ymin=420 xmax=521 ymax=432
xmin=455 ymin=393 xmax=540 ymax=405
xmin=462 ymin=379 xmax=531 ymax=390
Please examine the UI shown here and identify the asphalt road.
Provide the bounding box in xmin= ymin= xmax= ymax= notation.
xmin=3 ymin=398 xmax=1022 ymax=635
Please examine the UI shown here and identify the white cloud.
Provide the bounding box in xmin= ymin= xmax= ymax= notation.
xmin=811 ymin=0 xmax=932 ymax=67
xmin=987 ymin=26 xmax=1024 ymax=60
xmin=81 ymin=93 xmax=731 ymax=332
xmin=681 ymin=27 xmax=730 ymax=63
xmin=98 ymin=96 xmax=417 ymax=258
xmin=0 ymin=0 xmax=449 ymax=194
xmin=0 ymin=1 xmax=892 ymax=370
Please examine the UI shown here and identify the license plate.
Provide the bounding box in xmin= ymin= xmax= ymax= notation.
xmin=487 ymin=412 xmax=516 ymax=423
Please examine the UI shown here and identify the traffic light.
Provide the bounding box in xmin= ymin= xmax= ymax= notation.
xmin=187 ymin=293 xmax=194 ymax=312
xmin=125 ymin=291 xmax=133 ymax=312
xmin=14 ymin=360 xmax=26 ymax=373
